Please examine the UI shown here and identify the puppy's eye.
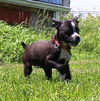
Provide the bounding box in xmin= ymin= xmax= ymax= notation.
xmin=64 ymin=30 xmax=71 ymax=35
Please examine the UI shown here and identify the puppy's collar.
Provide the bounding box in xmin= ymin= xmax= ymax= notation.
xmin=52 ymin=36 xmax=71 ymax=51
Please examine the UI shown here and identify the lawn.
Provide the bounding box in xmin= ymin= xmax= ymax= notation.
xmin=0 ymin=60 xmax=100 ymax=101
xmin=0 ymin=15 xmax=100 ymax=101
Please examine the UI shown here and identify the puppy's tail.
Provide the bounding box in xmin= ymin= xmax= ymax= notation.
xmin=21 ymin=42 xmax=27 ymax=49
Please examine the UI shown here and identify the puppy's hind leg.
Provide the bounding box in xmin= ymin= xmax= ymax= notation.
xmin=24 ymin=62 xmax=32 ymax=77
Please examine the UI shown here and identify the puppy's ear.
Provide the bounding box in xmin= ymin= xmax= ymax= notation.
xmin=72 ymin=17 xmax=79 ymax=24
xmin=52 ymin=18 xmax=62 ymax=28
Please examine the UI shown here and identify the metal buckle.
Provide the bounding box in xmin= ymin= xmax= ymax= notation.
xmin=54 ymin=43 xmax=59 ymax=48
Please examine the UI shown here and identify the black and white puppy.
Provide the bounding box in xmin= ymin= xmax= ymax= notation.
xmin=21 ymin=17 xmax=81 ymax=81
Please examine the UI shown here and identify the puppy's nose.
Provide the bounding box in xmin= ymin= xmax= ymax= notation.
xmin=76 ymin=36 xmax=80 ymax=42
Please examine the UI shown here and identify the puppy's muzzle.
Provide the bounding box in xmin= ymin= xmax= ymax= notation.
xmin=69 ymin=33 xmax=81 ymax=46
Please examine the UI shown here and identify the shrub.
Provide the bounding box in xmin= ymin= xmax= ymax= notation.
xmin=0 ymin=22 xmax=54 ymax=63
xmin=0 ymin=15 xmax=100 ymax=63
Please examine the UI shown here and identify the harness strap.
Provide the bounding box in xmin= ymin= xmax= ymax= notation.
xmin=52 ymin=36 xmax=71 ymax=51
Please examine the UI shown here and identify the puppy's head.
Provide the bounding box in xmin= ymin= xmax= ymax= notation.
xmin=52 ymin=17 xmax=81 ymax=46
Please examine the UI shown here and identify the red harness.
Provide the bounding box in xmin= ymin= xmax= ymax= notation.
xmin=52 ymin=36 xmax=71 ymax=51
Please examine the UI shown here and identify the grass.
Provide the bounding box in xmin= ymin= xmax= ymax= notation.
xmin=0 ymin=61 xmax=100 ymax=101
xmin=0 ymin=15 xmax=100 ymax=101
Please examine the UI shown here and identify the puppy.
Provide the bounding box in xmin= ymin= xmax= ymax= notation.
xmin=21 ymin=17 xmax=81 ymax=80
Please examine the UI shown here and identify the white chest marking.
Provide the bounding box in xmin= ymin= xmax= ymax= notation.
xmin=59 ymin=49 xmax=71 ymax=62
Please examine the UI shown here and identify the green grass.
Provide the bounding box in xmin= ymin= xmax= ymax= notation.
xmin=0 ymin=15 xmax=100 ymax=101
xmin=0 ymin=61 xmax=100 ymax=101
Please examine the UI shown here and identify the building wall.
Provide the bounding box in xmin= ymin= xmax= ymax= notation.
xmin=31 ymin=10 xmax=54 ymax=26
xmin=0 ymin=0 xmax=70 ymax=26
xmin=0 ymin=7 xmax=32 ymax=25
